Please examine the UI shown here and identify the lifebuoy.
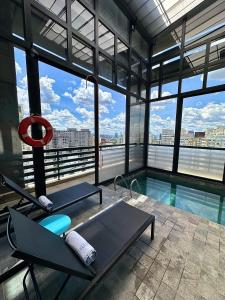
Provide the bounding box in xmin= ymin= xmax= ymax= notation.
xmin=18 ymin=115 xmax=53 ymax=147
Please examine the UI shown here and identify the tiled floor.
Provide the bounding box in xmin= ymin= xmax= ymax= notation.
xmin=1 ymin=183 xmax=225 ymax=300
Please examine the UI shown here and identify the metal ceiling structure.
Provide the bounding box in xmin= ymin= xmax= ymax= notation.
xmin=119 ymin=0 xmax=206 ymax=38
xmin=119 ymin=0 xmax=206 ymax=39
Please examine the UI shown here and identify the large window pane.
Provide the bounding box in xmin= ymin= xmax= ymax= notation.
xmin=34 ymin=0 xmax=66 ymax=21
xmin=209 ymin=37 xmax=225 ymax=65
xmin=162 ymin=56 xmax=179 ymax=95
xmin=31 ymin=9 xmax=67 ymax=59
xmin=99 ymin=87 xmax=126 ymax=181
xmin=179 ymin=92 xmax=225 ymax=180
xmin=98 ymin=22 xmax=114 ymax=57
xmin=181 ymin=73 xmax=203 ymax=93
xmin=38 ymin=61 xmax=95 ymax=185
xmin=99 ymin=54 xmax=113 ymax=82
xmin=129 ymin=103 xmax=145 ymax=171
xmin=14 ymin=47 xmax=34 ymax=186
xmin=72 ymin=36 xmax=93 ymax=72
xmin=180 ymin=92 xmax=225 ymax=148
xmin=71 ymin=0 xmax=94 ymax=42
xmin=99 ymin=0 xmax=129 ymax=43
xmin=117 ymin=39 xmax=129 ymax=67
xmin=207 ymin=66 xmax=225 ymax=88
xmin=148 ymin=99 xmax=176 ymax=171
xmin=149 ymin=99 xmax=177 ymax=145
xmin=117 ymin=66 xmax=128 ymax=89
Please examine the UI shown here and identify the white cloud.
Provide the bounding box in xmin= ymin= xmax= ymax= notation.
xmin=64 ymin=79 xmax=116 ymax=110
xmin=182 ymin=102 xmax=225 ymax=131
xmin=15 ymin=62 xmax=22 ymax=74
xmin=45 ymin=109 xmax=81 ymax=130
xmin=100 ymin=112 xmax=125 ymax=135
xmin=76 ymin=107 xmax=94 ymax=119
xmin=39 ymin=76 xmax=60 ymax=103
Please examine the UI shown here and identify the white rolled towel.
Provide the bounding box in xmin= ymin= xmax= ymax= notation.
xmin=38 ymin=195 xmax=54 ymax=211
xmin=65 ymin=231 xmax=96 ymax=266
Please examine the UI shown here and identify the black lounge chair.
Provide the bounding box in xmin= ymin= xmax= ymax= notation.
xmin=1 ymin=174 xmax=102 ymax=213
xmin=8 ymin=201 xmax=155 ymax=300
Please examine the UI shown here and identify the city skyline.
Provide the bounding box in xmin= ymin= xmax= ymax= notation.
xmin=15 ymin=48 xmax=126 ymax=140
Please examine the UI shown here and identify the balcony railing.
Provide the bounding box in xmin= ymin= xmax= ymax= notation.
xmin=148 ymin=144 xmax=225 ymax=181
xmin=99 ymin=144 xmax=125 ymax=182
xmin=23 ymin=146 xmax=95 ymax=184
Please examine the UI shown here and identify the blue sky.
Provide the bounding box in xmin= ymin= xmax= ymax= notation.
xmin=15 ymin=47 xmax=126 ymax=136
xmin=14 ymin=46 xmax=225 ymax=139
xmin=150 ymin=68 xmax=225 ymax=136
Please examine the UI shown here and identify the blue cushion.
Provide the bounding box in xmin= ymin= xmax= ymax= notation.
xmin=39 ymin=214 xmax=71 ymax=236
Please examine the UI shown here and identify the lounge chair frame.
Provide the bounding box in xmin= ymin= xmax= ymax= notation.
xmin=1 ymin=174 xmax=102 ymax=214
xmin=8 ymin=201 xmax=155 ymax=300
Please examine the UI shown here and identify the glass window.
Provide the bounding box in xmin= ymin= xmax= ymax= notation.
xmin=181 ymin=73 xmax=203 ymax=93
xmin=99 ymin=86 xmax=126 ymax=181
xmin=132 ymin=30 xmax=148 ymax=60
xmin=31 ymin=9 xmax=67 ymax=59
xmin=180 ymin=92 xmax=225 ymax=148
xmin=34 ymin=0 xmax=66 ymax=21
xmin=207 ymin=66 xmax=225 ymax=88
xmin=142 ymin=62 xmax=148 ymax=80
xmin=183 ymin=45 xmax=206 ymax=73
xmin=153 ymin=24 xmax=182 ymax=57
xmin=162 ymin=80 xmax=178 ymax=96
xmin=14 ymin=47 xmax=34 ymax=185
xmin=140 ymin=82 xmax=146 ymax=99
xmin=129 ymin=103 xmax=145 ymax=171
xmin=149 ymin=99 xmax=177 ymax=145
xmin=117 ymin=39 xmax=129 ymax=67
xmin=130 ymin=74 xmax=139 ymax=95
xmin=71 ymin=1 xmax=94 ymax=42
xmin=72 ymin=36 xmax=93 ymax=72
xmin=98 ymin=22 xmax=114 ymax=57
xmin=131 ymin=52 xmax=140 ymax=75
xmin=150 ymin=85 xmax=159 ymax=100
xmin=99 ymin=0 xmax=129 ymax=43
xmin=209 ymin=37 xmax=225 ymax=65
xmin=38 ymin=61 xmax=95 ymax=185
xmin=99 ymin=54 xmax=113 ymax=82
xmin=117 ymin=66 xmax=128 ymax=89
xmin=151 ymin=64 xmax=160 ymax=81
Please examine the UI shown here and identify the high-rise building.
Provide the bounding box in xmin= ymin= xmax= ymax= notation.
xmin=47 ymin=128 xmax=93 ymax=149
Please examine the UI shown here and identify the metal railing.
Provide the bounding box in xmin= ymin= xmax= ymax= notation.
xmin=130 ymin=178 xmax=142 ymax=198
xmin=113 ymin=174 xmax=128 ymax=191
xmin=23 ymin=146 xmax=96 ymax=184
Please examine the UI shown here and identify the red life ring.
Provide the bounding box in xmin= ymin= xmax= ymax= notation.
xmin=18 ymin=115 xmax=53 ymax=147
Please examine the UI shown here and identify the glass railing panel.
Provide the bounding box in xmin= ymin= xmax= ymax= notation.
xmin=148 ymin=145 xmax=174 ymax=171
xmin=99 ymin=145 xmax=125 ymax=182
xmin=178 ymin=147 xmax=225 ymax=180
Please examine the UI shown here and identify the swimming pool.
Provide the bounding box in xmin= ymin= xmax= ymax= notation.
xmin=120 ymin=173 xmax=225 ymax=225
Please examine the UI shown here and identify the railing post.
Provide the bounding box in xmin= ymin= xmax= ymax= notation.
xmin=57 ymin=149 xmax=60 ymax=180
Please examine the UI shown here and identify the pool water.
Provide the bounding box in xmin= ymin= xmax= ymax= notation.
xmin=120 ymin=174 xmax=225 ymax=225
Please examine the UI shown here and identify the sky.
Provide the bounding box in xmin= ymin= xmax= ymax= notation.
xmin=14 ymin=46 xmax=225 ymax=140
xmin=150 ymin=69 xmax=225 ymax=137
xmin=15 ymin=47 xmax=126 ymax=137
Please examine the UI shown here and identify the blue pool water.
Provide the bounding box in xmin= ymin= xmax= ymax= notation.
xmin=121 ymin=173 xmax=225 ymax=225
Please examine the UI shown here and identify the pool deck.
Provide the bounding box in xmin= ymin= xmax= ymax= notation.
xmin=1 ymin=182 xmax=225 ymax=300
